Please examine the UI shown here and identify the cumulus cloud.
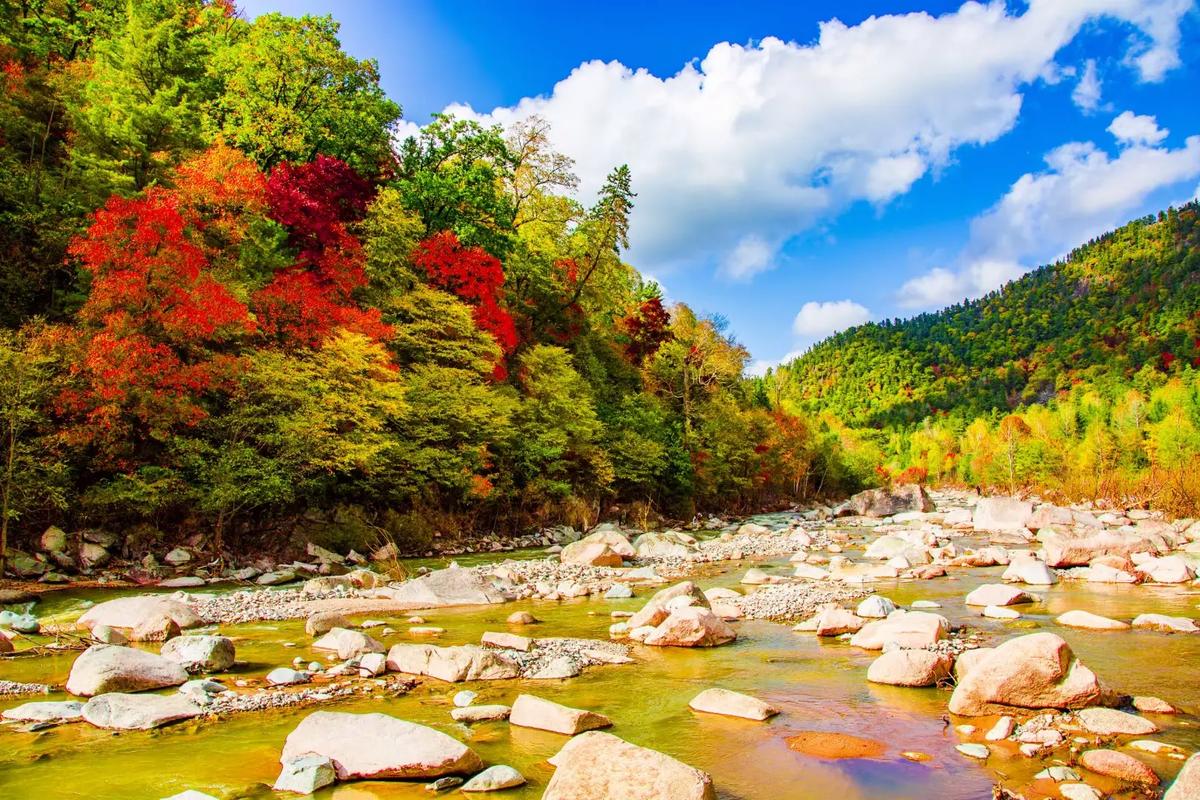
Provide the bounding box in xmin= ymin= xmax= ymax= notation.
xmin=1071 ymin=59 xmax=1103 ymax=111
xmin=413 ymin=0 xmax=1191 ymax=280
xmin=1108 ymin=110 xmax=1169 ymax=146
xmin=898 ymin=125 xmax=1200 ymax=309
xmin=792 ymin=300 xmax=872 ymax=337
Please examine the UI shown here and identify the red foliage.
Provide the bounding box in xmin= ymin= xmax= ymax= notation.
xmin=894 ymin=466 xmax=929 ymax=485
xmin=414 ymin=231 xmax=519 ymax=375
xmin=266 ymin=155 xmax=372 ymax=258
xmin=1161 ymin=351 xmax=1176 ymax=371
xmin=621 ymin=296 xmax=671 ymax=363
xmin=62 ymin=154 xmax=259 ymax=461
xmin=255 ymin=156 xmax=389 ymax=347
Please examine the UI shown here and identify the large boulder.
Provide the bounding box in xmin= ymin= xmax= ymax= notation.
xmin=849 ymin=611 xmax=948 ymax=650
xmin=844 ymin=484 xmax=933 ymax=518
xmin=81 ymin=692 xmax=200 ymax=730
xmin=1164 ymin=752 xmax=1200 ymax=799
xmin=385 ymin=643 xmax=519 ymax=682
xmin=866 ymin=650 xmax=954 ymax=687
xmin=948 ymin=632 xmax=1102 ymax=716
xmin=543 ymin=731 xmax=716 ymax=800
xmin=312 ymin=627 xmax=384 ymax=660
xmin=688 ymin=688 xmax=778 ymax=721
xmin=160 ymin=635 xmax=236 ymax=673
xmin=66 ymin=644 xmax=188 ymax=697
xmin=559 ymin=539 xmax=623 ymax=567
xmin=77 ymin=596 xmax=201 ymax=633
xmin=280 ymin=711 xmax=483 ymax=780
xmin=632 ymin=532 xmax=695 ymax=560
xmin=381 ymin=566 xmax=509 ymax=607
xmin=627 ymin=581 xmax=709 ymax=629
xmin=1041 ymin=528 xmax=1170 ymax=568
xmin=643 ymin=607 xmax=736 ymax=648
xmin=509 ymin=694 xmax=612 ymax=735
xmin=972 ymin=497 xmax=1033 ymax=531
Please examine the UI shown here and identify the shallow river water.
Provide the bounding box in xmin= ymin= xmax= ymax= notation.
xmin=2 ymin=523 xmax=1198 ymax=800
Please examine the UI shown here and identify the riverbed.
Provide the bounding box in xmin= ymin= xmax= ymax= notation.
xmin=2 ymin=512 xmax=1198 ymax=799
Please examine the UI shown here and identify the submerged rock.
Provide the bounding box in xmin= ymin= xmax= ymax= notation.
xmin=280 ymin=711 xmax=483 ymax=780
xmin=947 ymin=632 xmax=1102 ymax=716
xmin=66 ymin=644 xmax=188 ymax=697
xmin=543 ymin=731 xmax=716 ymax=800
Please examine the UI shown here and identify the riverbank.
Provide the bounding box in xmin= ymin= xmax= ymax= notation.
xmin=3 ymin=486 xmax=1199 ymax=799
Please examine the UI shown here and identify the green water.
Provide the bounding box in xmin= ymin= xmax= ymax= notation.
xmin=2 ymin=529 xmax=1199 ymax=799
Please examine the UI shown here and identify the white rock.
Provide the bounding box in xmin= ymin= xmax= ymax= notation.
xmin=66 ymin=644 xmax=188 ymax=697
xmin=81 ymin=692 xmax=200 ymax=730
xmin=856 ymin=596 xmax=898 ymax=618
xmin=509 ymin=694 xmax=613 ymax=735
xmin=688 ymin=688 xmax=778 ymax=720
xmin=280 ymin=711 xmax=483 ymax=780
xmin=274 ymin=755 xmax=337 ymax=794
xmin=462 ymin=765 xmax=527 ymax=792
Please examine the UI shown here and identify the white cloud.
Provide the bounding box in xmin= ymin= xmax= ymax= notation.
xmin=413 ymin=0 xmax=1191 ymax=280
xmin=898 ymin=129 xmax=1200 ymax=309
xmin=1071 ymin=58 xmax=1102 ymax=111
xmin=1108 ymin=110 xmax=1169 ymax=146
xmin=793 ymin=300 xmax=872 ymax=337
xmin=721 ymin=234 xmax=775 ymax=280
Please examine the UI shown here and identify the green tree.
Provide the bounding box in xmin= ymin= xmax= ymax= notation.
xmin=68 ymin=0 xmax=229 ymax=193
xmin=0 ymin=327 xmax=67 ymax=574
xmin=394 ymin=115 xmax=516 ymax=256
xmin=204 ymin=13 xmax=401 ymax=175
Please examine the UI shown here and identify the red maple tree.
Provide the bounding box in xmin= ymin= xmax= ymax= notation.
xmin=414 ymin=230 xmax=519 ymax=377
xmin=254 ymin=156 xmax=389 ymax=347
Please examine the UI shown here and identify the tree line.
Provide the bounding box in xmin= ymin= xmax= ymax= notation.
xmin=0 ymin=1 xmax=857 ymax=568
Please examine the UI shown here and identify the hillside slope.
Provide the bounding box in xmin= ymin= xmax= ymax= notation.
xmin=769 ymin=202 xmax=1200 ymax=427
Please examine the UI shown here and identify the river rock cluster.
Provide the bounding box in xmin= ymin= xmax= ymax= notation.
xmin=4 ymin=484 xmax=1200 ymax=798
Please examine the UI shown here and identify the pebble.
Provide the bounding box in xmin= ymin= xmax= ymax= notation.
xmin=956 ymin=744 xmax=989 ymax=759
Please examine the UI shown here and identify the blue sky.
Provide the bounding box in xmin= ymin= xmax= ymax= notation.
xmin=243 ymin=1 xmax=1200 ymax=371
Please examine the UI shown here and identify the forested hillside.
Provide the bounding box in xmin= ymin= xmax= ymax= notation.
xmin=761 ymin=205 xmax=1200 ymax=513
xmin=0 ymin=1 xmax=853 ymax=566
xmin=768 ymin=204 xmax=1200 ymax=428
